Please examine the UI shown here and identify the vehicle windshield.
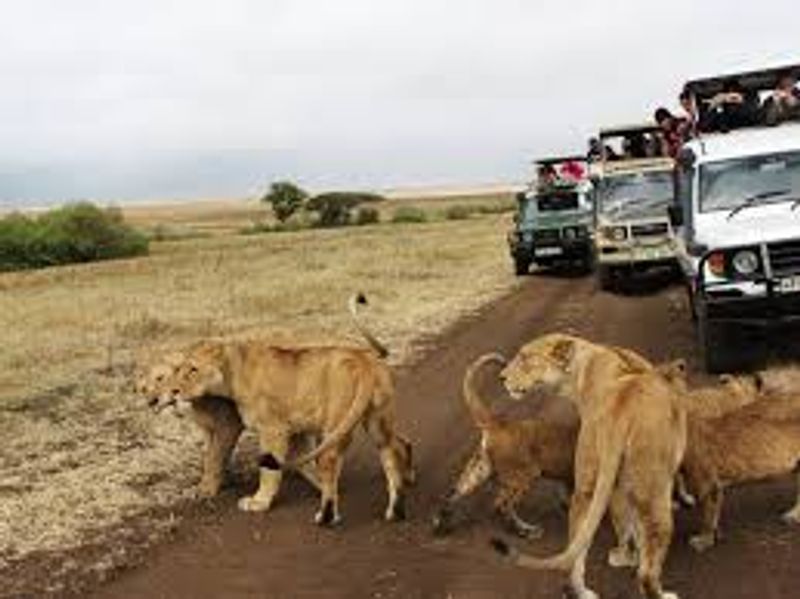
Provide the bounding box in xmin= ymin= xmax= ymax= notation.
xmin=700 ymin=151 xmax=800 ymax=213
xmin=599 ymin=171 xmax=673 ymax=220
xmin=536 ymin=191 xmax=579 ymax=212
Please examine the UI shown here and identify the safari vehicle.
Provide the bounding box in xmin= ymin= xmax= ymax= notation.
xmin=671 ymin=64 xmax=800 ymax=372
xmin=507 ymin=156 xmax=593 ymax=275
xmin=592 ymin=125 xmax=677 ymax=290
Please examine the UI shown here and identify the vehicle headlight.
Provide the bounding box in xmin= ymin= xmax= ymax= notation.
xmin=731 ymin=249 xmax=759 ymax=276
xmin=603 ymin=226 xmax=627 ymax=242
xmin=563 ymin=227 xmax=576 ymax=240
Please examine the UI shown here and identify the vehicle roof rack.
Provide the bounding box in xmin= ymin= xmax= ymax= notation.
xmin=685 ymin=63 xmax=800 ymax=100
xmin=599 ymin=124 xmax=660 ymax=140
xmin=534 ymin=155 xmax=588 ymax=166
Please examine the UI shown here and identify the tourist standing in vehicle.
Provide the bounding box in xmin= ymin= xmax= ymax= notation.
xmin=654 ymin=107 xmax=686 ymax=158
xmin=762 ymin=71 xmax=800 ymax=126
xmin=699 ymin=80 xmax=760 ymax=132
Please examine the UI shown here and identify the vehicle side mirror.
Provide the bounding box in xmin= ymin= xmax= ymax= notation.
xmin=513 ymin=213 xmax=520 ymax=224
xmin=668 ymin=205 xmax=684 ymax=228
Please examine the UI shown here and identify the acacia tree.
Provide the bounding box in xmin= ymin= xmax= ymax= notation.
xmin=261 ymin=181 xmax=308 ymax=223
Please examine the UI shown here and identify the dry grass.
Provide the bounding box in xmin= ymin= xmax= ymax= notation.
xmin=0 ymin=203 xmax=517 ymax=576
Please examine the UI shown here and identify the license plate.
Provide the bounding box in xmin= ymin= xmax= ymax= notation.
xmin=778 ymin=276 xmax=800 ymax=294
xmin=535 ymin=246 xmax=563 ymax=257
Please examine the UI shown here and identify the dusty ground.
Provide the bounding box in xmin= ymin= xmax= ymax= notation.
xmin=5 ymin=272 xmax=799 ymax=598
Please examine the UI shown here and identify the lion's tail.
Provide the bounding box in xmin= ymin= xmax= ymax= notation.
xmin=464 ymin=353 xmax=506 ymax=430
xmin=261 ymin=365 xmax=377 ymax=471
xmin=491 ymin=429 xmax=625 ymax=571
xmin=349 ymin=293 xmax=389 ymax=359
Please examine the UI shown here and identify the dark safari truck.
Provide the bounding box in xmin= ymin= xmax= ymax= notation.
xmin=508 ymin=156 xmax=594 ymax=275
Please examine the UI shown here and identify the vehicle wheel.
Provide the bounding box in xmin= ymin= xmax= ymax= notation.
xmin=514 ymin=256 xmax=531 ymax=276
xmin=686 ymin=284 xmax=698 ymax=322
xmin=698 ymin=315 xmax=742 ymax=373
xmin=597 ymin=265 xmax=615 ymax=291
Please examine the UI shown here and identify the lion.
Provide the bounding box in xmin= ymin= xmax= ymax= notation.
xmin=656 ymin=359 xmax=762 ymax=418
xmin=680 ymin=394 xmax=800 ymax=553
xmin=152 ymin=294 xmax=415 ymax=526
xmin=135 ymin=352 xmax=245 ymax=498
xmin=432 ymin=353 xmax=578 ymax=539
xmin=491 ymin=334 xmax=686 ymax=599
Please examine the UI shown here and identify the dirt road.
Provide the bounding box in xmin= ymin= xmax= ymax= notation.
xmin=42 ymin=274 xmax=800 ymax=597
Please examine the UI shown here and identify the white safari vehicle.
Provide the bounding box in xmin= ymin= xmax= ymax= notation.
xmin=592 ymin=125 xmax=677 ymax=290
xmin=671 ymin=64 xmax=800 ymax=372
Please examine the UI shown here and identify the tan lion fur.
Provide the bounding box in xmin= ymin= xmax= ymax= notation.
xmin=495 ymin=334 xmax=686 ymax=599
xmin=140 ymin=294 xmax=413 ymax=526
xmin=432 ymin=353 xmax=578 ymax=538
xmin=682 ymin=396 xmax=800 ymax=552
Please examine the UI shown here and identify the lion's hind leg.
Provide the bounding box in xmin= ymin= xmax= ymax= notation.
xmin=366 ymin=414 xmax=410 ymax=522
xmin=493 ymin=467 xmax=543 ymax=539
xmin=315 ymin=445 xmax=347 ymax=526
xmin=633 ymin=481 xmax=679 ymax=599
xmin=432 ymin=444 xmax=493 ymax=535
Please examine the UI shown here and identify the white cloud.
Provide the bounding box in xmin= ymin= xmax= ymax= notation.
xmin=0 ymin=0 xmax=797 ymax=200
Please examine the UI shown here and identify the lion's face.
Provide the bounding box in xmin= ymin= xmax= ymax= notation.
xmin=134 ymin=353 xmax=184 ymax=411
xmin=501 ymin=335 xmax=577 ymax=399
xmin=167 ymin=356 xmax=226 ymax=403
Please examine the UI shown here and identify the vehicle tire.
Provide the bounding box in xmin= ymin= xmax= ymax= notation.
xmin=514 ymin=256 xmax=531 ymax=276
xmin=698 ymin=314 xmax=741 ymax=373
xmin=685 ymin=284 xmax=698 ymax=322
xmin=597 ymin=264 xmax=615 ymax=291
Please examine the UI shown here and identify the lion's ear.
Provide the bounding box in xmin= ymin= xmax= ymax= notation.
xmin=550 ymin=339 xmax=575 ymax=368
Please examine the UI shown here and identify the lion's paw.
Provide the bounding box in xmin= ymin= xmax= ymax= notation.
xmin=607 ymin=546 xmax=637 ymax=568
xmin=689 ymin=533 xmax=715 ymax=553
xmin=781 ymin=507 xmax=800 ymax=524
xmin=315 ymin=500 xmax=342 ymax=527
xmin=238 ymin=495 xmax=273 ymax=512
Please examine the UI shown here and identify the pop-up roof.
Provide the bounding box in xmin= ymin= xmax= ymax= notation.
xmin=599 ymin=124 xmax=661 ymax=141
xmin=684 ymin=63 xmax=800 ymax=101
xmin=534 ymin=155 xmax=588 ymax=188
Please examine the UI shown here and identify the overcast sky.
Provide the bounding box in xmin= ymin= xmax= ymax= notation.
xmin=0 ymin=1 xmax=797 ymax=203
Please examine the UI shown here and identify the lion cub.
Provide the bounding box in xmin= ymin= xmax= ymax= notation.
xmin=432 ymin=353 xmax=578 ymax=538
xmin=682 ymin=396 xmax=800 ymax=551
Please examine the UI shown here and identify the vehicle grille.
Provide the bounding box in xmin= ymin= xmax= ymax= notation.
xmin=631 ymin=223 xmax=668 ymax=237
xmin=533 ymin=229 xmax=560 ymax=243
xmin=768 ymin=240 xmax=800 ymax=277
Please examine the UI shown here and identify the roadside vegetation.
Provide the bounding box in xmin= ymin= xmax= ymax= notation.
xmin=0 ymin=203 xmax=148 ymax=272
xmin=247 ymin=180 xmax=514 ymax=234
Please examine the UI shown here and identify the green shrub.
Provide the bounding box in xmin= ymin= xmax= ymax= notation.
xmin=391 ymin=207 xmax=428 ymax=224
xmin=443 ymin=205 xmax=474 ymax=220
xmin=307 ymin=191 xmax=385 ymax=228
xmin=261 ymin=181 xmax=308 ymax=223
xmin=474 ymin=200 xmax=515 ymax=215
xmin=0 ymin=202 xmax=149 ymax=272
xmin=355 ymin=206 xmax=380 ymax=225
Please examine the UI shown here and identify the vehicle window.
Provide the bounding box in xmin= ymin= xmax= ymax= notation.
xmin=536 ymin=192 xmax=579 ymax=212
xmin=599 ymin=171 xmax=673 ymax=220
xmin=699 ymin=151 xmax=800 ymax=213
